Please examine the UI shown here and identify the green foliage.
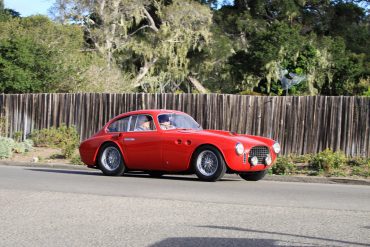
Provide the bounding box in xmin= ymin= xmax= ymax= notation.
xmin=0 ymin=136 xmax=33 ymax=158
xmin=272 ymin=156 xmax=296 ymax=175
xmin=309 ymin=149 xmax=347 ymax=175
xmin=13 ymin=131 xmax=22 ymax=142
xmin=22 ymin=139 xmax=34 ymax=152
xmin=0 ymin=116 xmax=6 ymax=136
xmin=0 ymin=137 xmax=15 ymax=158
xmin=30 ymin=124 xmax=80 ymax=158
xmin=70 ymin=154 xmax=84 ymax=165
xmin=1 ymin=1 xmax=369 ymax=95
xmin=271 ymin=151 xmax=369 ymax=178
xmin=0 ymin=15 xmax=95 ymax=93
xmin=363 ymin=80 xmax=370 ymax=97
xmin=13 ymin=142 xmax=26 ymax=154
xmin=203 ymin=0 xmax=369 ymax=95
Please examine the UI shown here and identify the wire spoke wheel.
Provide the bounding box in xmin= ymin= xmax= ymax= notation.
xmin=101 ymin=146 xmax=121 ymax=171
xmin=196 ymin=150 xmax=219 ymax=176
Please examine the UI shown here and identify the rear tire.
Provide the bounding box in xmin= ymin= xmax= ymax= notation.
xmin=97 ymin=143 xmax=126 ymax=176
xmin=193 ymin=145 xmax=226 ymax=182
xmin=239 ymin=170 xmax=267 ymax=181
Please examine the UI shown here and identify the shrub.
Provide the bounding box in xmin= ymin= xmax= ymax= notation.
xmin=290 ymin=154 xmax=312 ymax=163
xmin=348 ymin=157 xmax=370 ymax=167
xmin=13 ymin=131 xmax=22 ymax=142
xmin=0 ymin=117 xmax=6 ymax=136
xmin=272 ymin=156 xmax=296 ymax=175
xmin=0 ymin=137 xmax=34 ymax=157
xmin=70 ymin=154 xmax=84 ymax=165
xmin=349 ymin=157 xmax=370 ymax=178
xmin=13 ymin=142 xmax=26 ymax=153
xmin=0 ymin=137 xmax=15 ymax=158
xmin=23 ymin=139 xmax=34 ymax=152
xmin=309 ymin=149 xmax=347 ymax=175
xmin=30 ymin=124 xmax=80 ymax=158
xmin=13 ymin=139 xmax=34 ymax=154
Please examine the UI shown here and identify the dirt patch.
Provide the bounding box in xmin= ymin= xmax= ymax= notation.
xmin=9 ymin=147 xmax=70 ymax=164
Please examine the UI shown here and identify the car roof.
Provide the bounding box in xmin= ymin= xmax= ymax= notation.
xmin=114 ymin=109 xmax=186 ymax=119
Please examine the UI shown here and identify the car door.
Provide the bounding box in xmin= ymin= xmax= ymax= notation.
xmin=161 ymin=130 xmax=195 ymax=172
xmin=121 ymin=114 xmax=162 ymax=170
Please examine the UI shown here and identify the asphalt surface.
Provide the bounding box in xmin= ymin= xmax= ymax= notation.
xmin=0 ymin=165 xmax=370 ymax=247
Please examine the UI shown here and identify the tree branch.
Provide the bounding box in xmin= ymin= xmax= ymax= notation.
xmin=128 ymin=25 xmax=150 ymax=36
xmin=187 ymin=76 xmax=208 ymax=93
xmin=133 ymin=58 xmax=158 ymax=87
xmin=143 ymin=7 xmax=159 ymax=32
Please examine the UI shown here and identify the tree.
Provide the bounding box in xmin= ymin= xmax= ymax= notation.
xmin=51 ymin=0 xmax=212 ymax=92
xmin=206 ymin=0 xmax=369 ymax=95
xmin=0 ymin=16 xmax=90 ymax=93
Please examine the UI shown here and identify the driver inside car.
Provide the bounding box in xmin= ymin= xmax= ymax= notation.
xmin=158 ymin=114 xmax=175 ymax=130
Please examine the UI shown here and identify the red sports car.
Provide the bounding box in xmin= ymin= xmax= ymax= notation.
xmin=79 ymin=109 xmax=280 ymax=181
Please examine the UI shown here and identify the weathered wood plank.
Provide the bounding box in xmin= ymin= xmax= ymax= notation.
xmin=0 ymin=93 xmax=369 ymax=157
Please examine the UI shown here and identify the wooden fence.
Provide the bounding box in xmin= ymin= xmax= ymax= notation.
xmin=0 ymin=93 xmax=369 ymax=157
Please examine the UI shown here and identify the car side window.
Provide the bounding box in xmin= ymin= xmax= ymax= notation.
xmin=107 ymin=116 xmax=130 ymax=132
xmin=130 ymin=114 xmax=156 ymax=132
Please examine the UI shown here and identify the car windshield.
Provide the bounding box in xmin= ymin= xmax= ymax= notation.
xmin=158 ymin=113 xmax=202 ymax=130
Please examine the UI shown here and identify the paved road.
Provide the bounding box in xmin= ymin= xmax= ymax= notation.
xmin=0 ymin=165 xmax=369 ymax=247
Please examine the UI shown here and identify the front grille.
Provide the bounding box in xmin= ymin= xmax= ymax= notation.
xmin=249 ymin=146 xmax=270 ymax=164
xmin=243 ymin=152 xmax=247 ymax=164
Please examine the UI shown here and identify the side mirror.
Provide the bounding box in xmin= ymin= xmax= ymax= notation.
xmin=118 ymin=133 xmax=124 ymax=139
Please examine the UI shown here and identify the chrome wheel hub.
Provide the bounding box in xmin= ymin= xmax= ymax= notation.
xmin=101 ymin=147 xmax=121 ymax=171
xmin=196 ymin=150 xmax=218 ymax=176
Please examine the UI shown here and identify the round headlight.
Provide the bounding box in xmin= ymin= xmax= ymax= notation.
xmin=250 ymin=156 xmax=258 ymax=166
xmin=273 ymin=142 xmax=281 ymax=154
xmin=235 ymin=143 xmax=244 ymax=155
xmin=265 ymin=155 xmax=272 ymax=166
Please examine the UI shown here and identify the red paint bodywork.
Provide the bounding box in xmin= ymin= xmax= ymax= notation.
xmin=79 ymin=110 xmax=278 ymax=173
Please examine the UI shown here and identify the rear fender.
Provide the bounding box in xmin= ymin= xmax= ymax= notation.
xmin=93 ymin=140 xmax=127 ymax=167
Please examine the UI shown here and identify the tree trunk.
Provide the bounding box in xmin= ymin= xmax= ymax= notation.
xmin=187 ymin=76 xmax=208 ymax=93
xmin=133 ymin=58 xmax=158 ymax=87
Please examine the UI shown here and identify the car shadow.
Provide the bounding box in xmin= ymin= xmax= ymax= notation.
xmin=25 ymin=168 xmax=103 ymax=176
xmin=149 ymin=237 xmax=281 ymax=247
xmin=197 ymin=225 xmax=370 ymax=246
xmin=25 ymin=168 xmax=239 ymax=182
xmin=124 ymin=173 xmax=240 ymax=182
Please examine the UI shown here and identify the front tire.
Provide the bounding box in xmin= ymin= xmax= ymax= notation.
xmin=193 ymin=145 xmax=226 ymax=182
xmin=98 ymin=143 xmax=126 ymax=176
xmin=239 ymin=170 xmax=267 ymax=181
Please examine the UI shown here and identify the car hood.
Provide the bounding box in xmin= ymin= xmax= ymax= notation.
xmin=176 ymin=129 xmax=274 ymax=148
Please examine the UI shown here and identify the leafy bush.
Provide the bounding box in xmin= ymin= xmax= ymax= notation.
xmin=13 ymin=142 xmax=25 ymax=153
xmin=13 ymin=131 xmax=22 ymax=142
xmin=0 ymin=137 xmax=15 ymax=158
xmin=290 ymin=154 xmax=312 ymax=164
xmin=0 ymin=116 xmax=6 ymax=136
xmin=23 ymin=139 xmax=34 ymax=152
xmin=272 ymin=157 xmax=296 ymax=175
xmin=30 ymin=124 xmax=79 ymax=158
xmin=0 ymin=137 xmax=34 ymax=158
xmin=70 ymin=154 xmax=84 ymax=165
xmin=348 ymin=157 xmax=370 ymax=178
xmin=309 ymin=149 xmax=347 ymax=176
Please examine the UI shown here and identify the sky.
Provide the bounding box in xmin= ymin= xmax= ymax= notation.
xmin=4 ymin=0 xmax=54 ymax=17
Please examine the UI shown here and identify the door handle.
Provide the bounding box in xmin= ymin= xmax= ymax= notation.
xmin=124 ymin=138 xmax=135 ymax=141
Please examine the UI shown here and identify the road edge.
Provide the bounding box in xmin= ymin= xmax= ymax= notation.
xmin=1 ymin=161 xmax=369 ymax=186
